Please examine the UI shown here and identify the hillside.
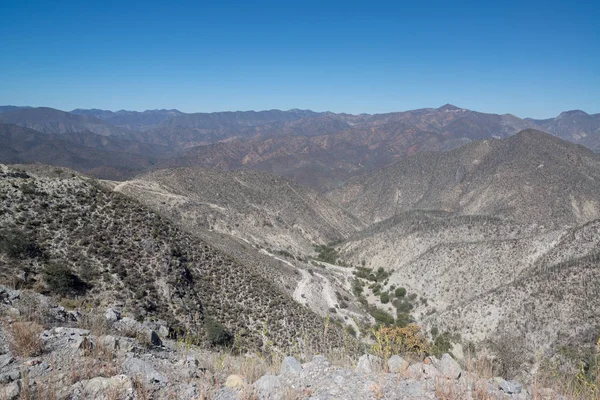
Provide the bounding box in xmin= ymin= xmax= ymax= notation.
xmin=112 ymin=167 xmax=364 ymax=254
xmin=330 ymin=129 xmax=600 ymax=226
xmin=0 ymin=164 xmax=343 ymax=351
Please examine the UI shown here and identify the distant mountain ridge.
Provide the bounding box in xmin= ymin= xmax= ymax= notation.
xmin=329 ymin=129 xmax=600 ymax=227
xmin=2 ymin=104 xmax=599 ymax=189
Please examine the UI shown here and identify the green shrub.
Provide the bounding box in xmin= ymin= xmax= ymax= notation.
xmin=0 ymin=229 xmax=43 ymax=259
xmin=346 ymin=325 xmax=357 ymax=337
xmin=395 ymin=313 xmax=412 ymax=327
xmin=370 ymin=307 xmax=395 ymax=326
xmin=395 ymin=287 xmax=406 ymax=297
xmin=431 ymin=332 xmax=454 ymax=356
xmin=380 ymin=292 xmax=390 ymax=304
xmin=43 ymin=264 xmax=89 ymax=296
xmin=204 ymin=317 xmax=233 ymax=347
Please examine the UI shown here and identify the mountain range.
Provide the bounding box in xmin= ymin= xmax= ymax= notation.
xmin=1 ymin=102 xmax=600 ymax=382
xmin=1 ymin=104 xmax=599 ymax=189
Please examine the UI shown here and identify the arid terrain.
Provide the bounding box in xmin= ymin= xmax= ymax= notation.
xmin=1 ymin=106 xmax=600 ymax=399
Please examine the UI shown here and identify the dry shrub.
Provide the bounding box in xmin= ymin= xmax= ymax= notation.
xmin=8 ymin=321 xmax=44 ymax=357
xmin=372 ymin=324 xmax=429 ymax=363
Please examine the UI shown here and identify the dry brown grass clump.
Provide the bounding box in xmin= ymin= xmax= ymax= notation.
xmin=7 ymin=321 xmax=44 ymax=357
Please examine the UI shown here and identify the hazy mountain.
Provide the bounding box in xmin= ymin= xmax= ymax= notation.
xmin=0 ymin=107 xmax=131 ymax=136
xmin=329 ymin=129 xmax=600 ymax=226
xmin=0 ymin=105 xmax=32 ymax=113
xmin=167 ymin=107 xmax=540 ymax=190
xmin=527 ymin=110 xmax=600 ymax=151
xmin=3 ymin=104 xmax=600 ymax=190
xmin=160 ymin=109 xmax=319 ymax=130
xmin=71 ymin=108 xmax=183 ymax=131
xmin=0 ymin=124 xmax=160 ymax=180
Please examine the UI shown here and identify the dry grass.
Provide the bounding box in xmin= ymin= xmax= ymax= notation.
xmin=7 ymin=321 xmax=44 ymax=357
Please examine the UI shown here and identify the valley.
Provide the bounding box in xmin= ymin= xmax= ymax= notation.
xmin=1 ymin=106 xmax=600 ymax=398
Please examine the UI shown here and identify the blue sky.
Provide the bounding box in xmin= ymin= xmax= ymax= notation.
xmin=1 ymin=0 xmax=598 ymax=118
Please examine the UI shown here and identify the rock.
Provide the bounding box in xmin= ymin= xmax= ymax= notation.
xmin=53 ymin=327 xmax=90 ymax=337
xmin=279 ymin=356 xmax=302 ymax=375
xmin=122 ymin=357 xmax=166 ymax=385
xmin=225 ymin=374 xmax=247 ymax=390
xmin=147 ymin=330 xmax=162 ymax=347
xmin=105 ymin=308 xmax=121 ymax=322
xmin=498 ymin=379 xmax=523 ymax=394
xmin=0 ymin=370 xmax=21 ymax=384
xmin=0 ymin=354 xmax=15 ymax=369
xmin=311 ymin=355 xmax=329 ymax=365
xmin=0 ymin=286 xmax=20 ymax=304
xmin=73 ymin=336 xmax=95 ymax=355
xmin=253 ymin=375 xmax=284 ymax=399
xmin=387 ymin=355 xmax=408 ymax=373
xmin=355 ymin=354 xmax=382 ymax=374
xmin=74 ymin=374 xmax=133 ymax=399
xmin=0 ymin=380 xmax=20 ymax=400
xmin=406 ymin=362 xmax=424 ymax=379
xmin=24 ymin=359 xmax=41 ymax=367
xmin=432 ymin=353 xmax=462 ymax=380
xmin=422 ymin=363 xmax=440 ymax=379
xmin=158 ymin=325 xmax=169 ymax=338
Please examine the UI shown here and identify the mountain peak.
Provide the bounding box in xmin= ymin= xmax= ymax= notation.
xmin=437 ymin=104 xmax=464 ymax=112
xmin=557 ymin=110 xmax=590 ymax=118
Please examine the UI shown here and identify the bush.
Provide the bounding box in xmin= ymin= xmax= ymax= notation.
xmin=395 ymin=287 xmax=406 ymax=298
xmin=370 ymin=307 xmax=395 ymax=326
xmin=204 ymin=318 xmax=233 ymax=347
xmin=431 ymin=332 xmax=454 ymax=357
xmin=43 ymin=264 xmax=89 ymax=296
xmin=380 ymin=292 xmax=390 ymax=304
xmin=372 ymin=324 xmax=429 ymax=360
xmin=395 ymin=313 xmax=413 ymax=328
xmin=346 ymin=325 xmax=357 ymax=337
xmin=8 ymin=321 xmax=44 ymax=357
xmin=0 ymin=229 xmax=43 ymax=259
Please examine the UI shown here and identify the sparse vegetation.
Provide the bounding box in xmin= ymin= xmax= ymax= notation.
xmin=7 ymin=321 xmax=44 ymax=357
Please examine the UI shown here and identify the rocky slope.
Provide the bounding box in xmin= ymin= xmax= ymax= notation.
xmin=330 ymin=129 xmax=600 ymax=227
xmin=112 ymin=167 xmax=364 ymax=254
xmin=0 ymin=285 xmax=550 ymax=400
xmin=336 ymin=211 xmax=600 ymax=361
xmin=0 ymin=164 xmax=343 ymax=352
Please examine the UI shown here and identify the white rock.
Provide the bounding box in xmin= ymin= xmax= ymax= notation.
xmin=433 ymin=353 xmax=462 ymax=380
xmin=280 ymin=356 xmax=302 ymax=375
xmin=387 ymin=355 xmax=409 ymax=373
xmin=355 ymin=354 xmax=383 ymax=374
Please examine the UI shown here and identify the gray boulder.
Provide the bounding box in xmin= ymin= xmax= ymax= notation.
xmin=1 ymin=381 xmax=20 ymax=400
xmin=253 ymin=375 xmax=284 ymax=399
xmin=499 ymin=379 xmax=523 ymax=394
xmin=122 ymin=357 xmax=166 ymax=385
xmin=355 ymin=354 xmax=383 ymax=374
xmin=105 ymin=308 xmax=121 ymax=322
xmin=432 ymin=353 xmax=462 ymax=380
xmin=71 ymin=374 xmax=133 ymax=400
xmin=387 ymin=355 xmax=408 ymax=373
xmin=279 ymin=356 xmax=302 ymax=375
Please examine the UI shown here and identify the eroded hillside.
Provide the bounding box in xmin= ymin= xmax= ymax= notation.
xmin=0 ymin=165 xmax=344 ymax=352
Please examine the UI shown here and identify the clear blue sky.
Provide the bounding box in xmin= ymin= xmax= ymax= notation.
xmin=1 ymin=0 xmax=598 ymax=118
